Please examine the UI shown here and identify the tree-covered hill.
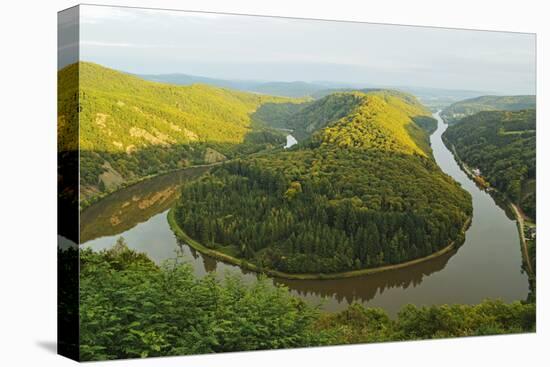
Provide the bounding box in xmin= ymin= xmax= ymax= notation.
xmin=174 ymin=91 xmax=472 ymax=274
xmin=254 ymin=89 xmax=438 ymax=149
xmin=441 ymin=95 xmax=535 ymax=124
xmin=443 ymin=109 xmax=536 ymax=219
xmin=58 ymin=62 xmax=306 ymax=204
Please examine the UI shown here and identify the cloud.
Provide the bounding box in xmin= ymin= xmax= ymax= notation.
xmin=77 ymin=4 xmax=535 ymax=93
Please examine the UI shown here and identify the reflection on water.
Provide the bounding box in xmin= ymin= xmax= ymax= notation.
xmin=81 ymin=166 xmax=210 ymax=243
xmin=278 ymin=249 xmax=456 ymax=308
xmin=82 ymin=113 xmax=529 ymax=316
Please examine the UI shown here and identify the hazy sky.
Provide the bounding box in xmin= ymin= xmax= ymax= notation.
xmin=64 ymin=5 xmax=535 ymax=94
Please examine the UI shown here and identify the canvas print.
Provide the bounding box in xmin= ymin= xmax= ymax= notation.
xmin=58 ymin=4 xmax=536 ymax=361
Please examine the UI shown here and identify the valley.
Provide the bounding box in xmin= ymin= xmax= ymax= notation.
xmin=443 ymin=108 xmax=536 ymax=299
xmin=172 ymin=90 xmax=472 ymax=275
xmin=59 ymin=62 xmax=306 ymax=207
xmin=75 ymin=63 xmax=531 ymax=313
xmin=56 ymin=8 xmax=538 ymax=361
xmin=81 ymin=110 xmax=530 ymax=315
xmin=75 ymin=64 xmax=534 ymax=359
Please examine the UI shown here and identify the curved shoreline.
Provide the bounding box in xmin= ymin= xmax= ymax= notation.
xmin=168 ymin=208 xmax=471 ymax=280
xmin=442 ymin=136 xmax=535 ymax=277
xmin=80 ymin=162 xmax=222 ymax=212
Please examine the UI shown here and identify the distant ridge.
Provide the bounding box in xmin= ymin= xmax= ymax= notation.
xmin=441 ymin=95 xmax=535 ymax=124
xmin=138 ymin=72 xmax=335 ymax=98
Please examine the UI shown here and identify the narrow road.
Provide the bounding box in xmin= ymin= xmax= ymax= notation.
xmin=510 ymin=203 xmax=534 ymax=275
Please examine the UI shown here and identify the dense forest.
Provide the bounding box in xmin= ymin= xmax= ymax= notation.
xmin=58 ymin=62 xmax=307 ymax=205
xmin=257 ymin=89 xmax=437 ymax=141
xmin=443 ymin=109 xmax=536 ymax=219
xmin=77 ymin=241 xmax=535 ymax=361
xmin=441 ymin=95 xmax=535 ymax=124
xmin=174 ymin=91 xmax=472 ymax=274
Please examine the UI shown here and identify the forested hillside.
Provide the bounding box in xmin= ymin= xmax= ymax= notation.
xmin=174 ymin=91 xmax=472 ymax=274
xmin=257 ymin=89 xmax=437 ymax=141
xmin=76 ymin=240 xmax=534 ymax=360
xmin=441 ymin=95 xmax=535 ymax=124
xmin=443 ymin=109 xmax=536 ymax=219
xmin=58 ymin=62 xmax=305 ymax=204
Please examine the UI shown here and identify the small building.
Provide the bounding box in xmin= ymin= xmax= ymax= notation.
xmin=525 ymin=226 xmax=536 ymax=240
xmin=472 ymin=168 xmax=481 ymax=176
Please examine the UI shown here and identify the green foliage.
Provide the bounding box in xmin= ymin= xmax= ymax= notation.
xmin=315 ymin=304 xmax=395 ymax=344
xmin=412 ymin=116 xmax=438 ymax=135
xmin=443 ymin=109 xmax=536 ymax=219
xmin=252 ymin=101 xmax=311 ymax=129
xmin=394 ymin=300 xmax=535 ymax=339
xmin=268 ymin=89 xmax=436 ymax=155
xmin=80 ymin=241 xmax=326 ymax=361
xmin=174 ymin=92 xmax=471 ymax=274
xmin=317 ymin=300 xmax=535 ymax=345
xmin=441 ymin=95 xmax=535 ymax=124
xmin=79 ymin=243 xmax=535 ymax=360
xmin=284 ymin=92 xmax=365 ymax=140
xmin=58 ymin=62 xmax=301 ymax=201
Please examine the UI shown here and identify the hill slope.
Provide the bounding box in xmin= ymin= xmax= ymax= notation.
xmin=441 ymin=95 xmax=535 ymax=124
xmin=58 ymin=62 xmax=305 ymax=203
xmin=443 ymin=109 xmax=536 ymax=219
xmin=174 ymin=91 xmax=472 ymax=274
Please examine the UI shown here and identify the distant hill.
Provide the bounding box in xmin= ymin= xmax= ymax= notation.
xmin=139 ymin=73 xmax=332 ymax=98
xmin=441 ymin=95 xmax=535 ymax=124
xmin=443 ymin=109 xmax=536 ymax=219
xmin=173 ymin=89 xmax=472 ymax=274
xmin=140 ymin=72 xmax=491 ymax=108
xmin=312 ymin=87 xmax=491 ymax=112
xmin=256 ymin=89 xmax=438 ymax=153
xmin=137 ymin=73 xmax=260 ymax=93
xmin=58 ymin=62 xmax=305 ymax=203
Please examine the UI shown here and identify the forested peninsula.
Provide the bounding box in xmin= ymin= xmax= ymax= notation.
xmin=173 ymin=91 xmax=472 ymax=275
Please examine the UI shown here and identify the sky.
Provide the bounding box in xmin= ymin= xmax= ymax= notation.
xmin=59 ymin=4 xmax=536 ymax=94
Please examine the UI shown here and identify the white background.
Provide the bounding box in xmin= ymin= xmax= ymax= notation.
xmin=0 ymin=0 xmax=547 ymax=365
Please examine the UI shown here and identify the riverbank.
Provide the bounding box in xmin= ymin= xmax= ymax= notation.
xmin=510 ymin=203 xmax=534 ymax=275
xmin=80 ymin=138 xmax=296 ymax=212
xmin=80 ymin=162 xmax=221 ymax=212
xmin=442 ymin=136 xmax=535 ymax=277
xmin=168 ymin=207 xmax=471 ymax=280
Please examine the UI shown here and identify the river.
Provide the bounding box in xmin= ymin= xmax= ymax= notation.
xmin=82 ymin=117 xmax=529 ymax=316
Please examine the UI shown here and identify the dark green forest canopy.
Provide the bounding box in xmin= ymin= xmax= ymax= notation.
xmin=58 ymin=62 xmax=306 ymax=204
xmin=76 ymin=243 xmax=535 ymax=361
xmin=441 ymin=95 xmax=535 ymax=124
xmin=174 ymin=91 xmax=472 ymax=274
xmin=443 ymin=109 xmax=536 ymax=219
